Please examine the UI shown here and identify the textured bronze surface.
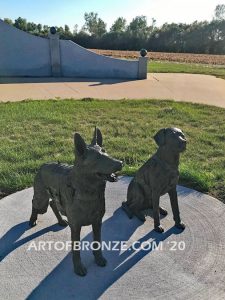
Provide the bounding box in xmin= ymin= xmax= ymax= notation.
xmin=122 ymin=127 xmax=187 ymax=233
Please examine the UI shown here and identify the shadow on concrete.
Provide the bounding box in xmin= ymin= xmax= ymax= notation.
xmin=0 ymin=222 xmax=65 ymax=262
xmin=27 ymin=208 xmax=182 ymax=300
xmin=88 ymin=79 xmax=135 ymax=87
xmin=177 ymin=185 xmax=200 ymax=198
xmin=0 ymin=77 xmax=135 ymax=85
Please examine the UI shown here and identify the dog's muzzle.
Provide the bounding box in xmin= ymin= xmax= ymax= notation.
xmin=179 ymin=140 xmax=187 ymax=152
xmin=97 ymin=160 xmax=123 ymax=182
xmin=97 ymin=172 xmax=119 ymax=182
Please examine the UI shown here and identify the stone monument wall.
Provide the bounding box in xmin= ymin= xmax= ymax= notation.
xmin=0 ymin=19 xmax=51 ymax=76
xmin=0 ymin=19 xmax=147 ymax=79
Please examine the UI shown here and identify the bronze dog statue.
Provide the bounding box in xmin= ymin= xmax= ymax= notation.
xmin=122 ymin=127 xmax=186 ymax=233
xmin=29 ymin=128 xmax=123 ymax=276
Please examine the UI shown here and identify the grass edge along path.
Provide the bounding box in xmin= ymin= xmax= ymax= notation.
xmin=148 ymin=61 xmax=225 ymax=79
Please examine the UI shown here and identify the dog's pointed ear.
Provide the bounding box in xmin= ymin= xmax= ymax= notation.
xmin=154 ymin=128 xmax=166 ymax=146
xmin=91 ymin=127 xmax=103 ymax=147
xmin=74 ymin=133 xmax=87 ymax=157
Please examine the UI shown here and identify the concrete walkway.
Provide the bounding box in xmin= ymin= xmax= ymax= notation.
xmin=0 ymin=73 xmax=225 ymax=108
xmin=1 ymin=177 xmax=225 ymax=299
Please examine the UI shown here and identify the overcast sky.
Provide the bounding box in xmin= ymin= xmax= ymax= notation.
xmin=1 ymin=0 xmax=224 ymax=30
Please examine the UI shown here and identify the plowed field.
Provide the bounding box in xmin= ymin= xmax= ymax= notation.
xmin=90 ymin=49 xmax=225 ymax=65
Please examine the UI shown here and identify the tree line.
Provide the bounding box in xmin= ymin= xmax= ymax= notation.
xmin=3 ymin=4 xmax=225 ymax=54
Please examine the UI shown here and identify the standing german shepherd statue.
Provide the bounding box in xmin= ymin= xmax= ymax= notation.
xmin=29 ymin=128 xmax=123 ymax=276
xmin=122 ymin=127 xmax=186 ymax=233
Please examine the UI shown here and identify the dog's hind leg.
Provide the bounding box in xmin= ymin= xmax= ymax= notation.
xmin=49 ymin=200 xmax=68 ymax=227
xmin=29 ymin=194 xmax=49 ymax=227
xmin=133 ymin=210 xmax=146 ymax=222
xmin=123 ymin=181 xmax=146 ymax=221
xmin=29 ymin=174 xmax=49 ymax=227
xmin=122 ymin=201 xmax=146 ymax=221
xmin=29 ymin=207 xmax=39 ymax=227
xmin=92 ymin=221 xmax=107 ymax=267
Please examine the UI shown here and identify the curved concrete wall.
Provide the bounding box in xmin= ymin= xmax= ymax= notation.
xmin=60 ymin=40 xmax=138 ymax=79
xmin=0 ymin=19 xmax=51 ymax=76
xmin=0 ymin=19 xmax=147 ymax=79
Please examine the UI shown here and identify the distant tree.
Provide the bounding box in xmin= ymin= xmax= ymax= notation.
xmin=181 ymin=21 xmax=210 ymax=53
xmin=127 ymin=16 xmax=149 ymax=38
xmin=63 ymin=24 xmax=73 ymax=39
xmin=110 ymin=17 xmax=126 ymax=32
xmin=37 ymin=23 xmax=42 ymax=33
xmin=73 ymin=24 xmax=79 ymax=35
xmin=96 ymin=18 xmax=107 ymax=37
xmin=84 ymin=12 xmax=107 ymax=37
xmin=42 ymin=25 xmax=50 ymax=36
xmin=147 ymin=18 xmax=157 ymax=37
xmin=56 ymin=26 xmax=65 ymax=36
xmin=214 ymin=4 xmax=225 ymax=21
xmin=14 ymin=17 xmax=27 ymax=31
xmin=64 ymin=24 xmax=70 ymax=33
xmin=124 ymin=16 xmax=150 ymax=49
xmin=3 ymin=18 xmax=13 ymax=25
xmin=27 ymin=22 xmax=37 ymax=32
xmin=84 ymin=12 xmax=96 ymax=33
xmin=73 ymin=30 xmax=93 ymax=48
xmin=206 ymin=19 xmax=225 ymax=53
xmin=3 ymin=10 xmax=225 ymax=54
xmin=84 ymin=12 xmax=97 ymax=35
xmin=151 ymin=18 xmax=156 ymax=28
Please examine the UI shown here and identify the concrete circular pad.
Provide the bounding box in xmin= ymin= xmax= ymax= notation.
xmin=0 ymin=177 xmax=225 ymax=299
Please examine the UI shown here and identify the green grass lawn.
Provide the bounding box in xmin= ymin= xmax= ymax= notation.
xmin=148 ymin=61 xmax=225 ymax=79
xmin=0 ymin=99 xmax=225 ymax=202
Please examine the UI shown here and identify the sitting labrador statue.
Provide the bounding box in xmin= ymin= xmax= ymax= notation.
xmin=122 ymin=127 xmax=186 ymax=233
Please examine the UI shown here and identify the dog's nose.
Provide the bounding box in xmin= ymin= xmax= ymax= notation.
xmin=180 ymin=137 xmax=187 ymax=145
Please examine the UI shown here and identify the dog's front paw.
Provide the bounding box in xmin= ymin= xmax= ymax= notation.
xmin=58 ymin=219 xmax=68 ymax=227
xmin=154 ymin=225 xmax=164 ymax=233
xmin=74 ymin=262 xmax=87 ymax=276
xmin=94 ymin=254 xmax=107 ymax=267
xmin=175 ymin=221 xmax=185 ymax=230
xmin=29 ymin=220 xmax=37 ymax=227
